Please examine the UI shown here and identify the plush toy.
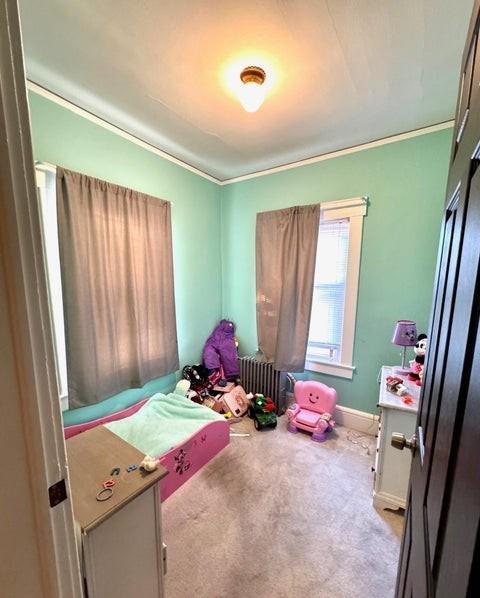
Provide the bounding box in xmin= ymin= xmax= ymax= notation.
xmin=182 ymin=364 xmax=210 ymax=391
xmin=174 ymin=379 xmax=191 ymax=397
xmin=408 ymin=334 xmax=428 ymax=386
xmin=140 ymin=455 xmax=159 ymax=472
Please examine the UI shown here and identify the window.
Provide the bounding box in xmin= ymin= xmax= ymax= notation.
xmin=308 ymin=219 xmax=349 ymax=363
xmin=35 ymin=165 xmax=179 ymax=410
xmin=35 ymin=165 xmax=69 ymax=410
xmin=306 ymin=197 xmax=367 ymax=379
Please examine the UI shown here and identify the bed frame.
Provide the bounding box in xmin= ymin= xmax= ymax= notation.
xmin=64 ymin=400 xmax=230 ymax=501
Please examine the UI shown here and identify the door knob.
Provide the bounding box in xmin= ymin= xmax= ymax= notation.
xmin=391 ymin=432 xmax=417 ymax=454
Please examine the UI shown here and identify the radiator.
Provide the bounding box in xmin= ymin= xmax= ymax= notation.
xmin=238 ymin=356 xmax=288 ymax=414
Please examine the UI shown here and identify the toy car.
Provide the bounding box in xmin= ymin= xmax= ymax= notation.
xmin=248 ymin=394 xmax=277 ymax=430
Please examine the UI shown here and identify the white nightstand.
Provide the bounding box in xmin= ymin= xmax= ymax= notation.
xmin=66 ymin=426 xmax=168 ymax=598
xmin=372 ymin=366 xmax=420 ymax=511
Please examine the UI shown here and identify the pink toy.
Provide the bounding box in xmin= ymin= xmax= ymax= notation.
xmin=286 ymin=380 xmax=337 ymax=442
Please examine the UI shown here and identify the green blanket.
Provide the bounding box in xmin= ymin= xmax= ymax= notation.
xmin=105 ymin=392 xmax=224 ymax=456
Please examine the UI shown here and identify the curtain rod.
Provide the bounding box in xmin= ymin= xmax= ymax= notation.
xmin=34 ymin=161 xmax=174 ymax=206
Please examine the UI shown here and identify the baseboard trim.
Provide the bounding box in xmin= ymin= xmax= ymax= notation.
xmin=372 ymin=490 xmax=405 ymax=511
xmin=285 ymin=392 xmax=379 ymax=436
xmin=334 ymin=405 xmax=379 ymax=435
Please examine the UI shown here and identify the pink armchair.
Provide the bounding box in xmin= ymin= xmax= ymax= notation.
xmin=287 ymin=380 xmax=337 ymax=442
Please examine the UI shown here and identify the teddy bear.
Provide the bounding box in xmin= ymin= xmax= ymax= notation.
xmin=408 ymin=333 xmax=428 ymax=386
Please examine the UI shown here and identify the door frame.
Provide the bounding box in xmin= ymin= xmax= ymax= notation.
xmin=0 ymin=1 xmax=81 ymax=596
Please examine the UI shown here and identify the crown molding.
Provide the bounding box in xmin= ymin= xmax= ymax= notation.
xmin=220 ymin=120 xmax=454 ymax=185
xmin=28 ymin=80 xmax=454 ymax=187
xmin=27 ymin=81 xmax=221 ymax=184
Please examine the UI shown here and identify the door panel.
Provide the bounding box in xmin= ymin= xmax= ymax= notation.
xmin=408 ymin=194 xmax=464 ymax=596
xmin=418 ymin=201 xmax=457 ymax=439
xmin=396 ymin=501 xmax=412 ymax=597
xmin=396 ymin=4 xmax=480 ymax=594
xmin=401 ymin=163 xmax=480 ymax=597
xmin=408 ymin=181 xmax=466 ymax=595
xmin=427 ymin=166 xmax=480 ymax=565
xmin=428 ymin=164 xmax=480 ymax=567
xmin=434 ymin=174 xmax=480 ymax=598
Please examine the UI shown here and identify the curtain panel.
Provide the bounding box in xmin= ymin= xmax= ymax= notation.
xmin=56 ymin=168 xmax=179 ymax=409
xmin=256 ymin=204 xmax=320 ymax=372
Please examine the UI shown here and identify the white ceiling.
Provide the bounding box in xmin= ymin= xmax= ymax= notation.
xmin=19 ymin=0 xmax=473 ymax=181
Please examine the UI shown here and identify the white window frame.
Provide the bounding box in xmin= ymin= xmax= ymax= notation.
xmin=35 ymin=164 xmax=69 ymax=411
xmin=305 ymin=196 xmax=367 ymax=379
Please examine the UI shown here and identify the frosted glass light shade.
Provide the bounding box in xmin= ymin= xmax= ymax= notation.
xmin=238 ymin=81 xmax=266 ymax=112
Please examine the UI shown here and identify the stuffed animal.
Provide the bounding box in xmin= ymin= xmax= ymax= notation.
xmin=408 ymin=334 xmax=428 ymax=386
xmin=140 ymin=455 xmax=159 ymax=472
xmin=182 ymin=364 xmax=210 ymax=391
xmin=174 ymin=379 xmax=191 ymax=397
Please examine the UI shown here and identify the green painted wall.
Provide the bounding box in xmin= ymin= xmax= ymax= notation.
xmin=28 ymin=91 xmax=222 ymax=424
xmin=28 ymin=89 xmax=453 ymax=419
xmin=221 ymin=129 xmax=453 ymax=414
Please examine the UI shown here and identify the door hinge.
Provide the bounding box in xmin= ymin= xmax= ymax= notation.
xmin=48 ymin=479 xmax=67 ymax=508
xmin=162 ymin=542 xmax=167 ymax=575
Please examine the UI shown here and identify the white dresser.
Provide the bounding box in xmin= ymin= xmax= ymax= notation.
xmin=67 ymin=426 xmax=168 ymax=598
xmin=372 ymin=366 xmax=419 ymax=511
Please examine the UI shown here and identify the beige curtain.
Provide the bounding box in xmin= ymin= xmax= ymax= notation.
xmin=57 ymin=168 xmax=179 ymax=409
xmin=256 ymin=204 xmax=320 ymax=372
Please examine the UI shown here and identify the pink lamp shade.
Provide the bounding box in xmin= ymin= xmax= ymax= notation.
xmin=392 ymin=320 xmax=417 ymax=347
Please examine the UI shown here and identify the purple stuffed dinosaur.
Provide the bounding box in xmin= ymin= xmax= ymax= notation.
xmin=202 ymin=319 xmax=240 ymax=379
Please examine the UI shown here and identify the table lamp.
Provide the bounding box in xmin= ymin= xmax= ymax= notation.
xmin=391 ymin=320 xmax=417 ymax=374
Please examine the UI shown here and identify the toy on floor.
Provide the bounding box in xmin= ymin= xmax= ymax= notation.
xmin=221 ymin=385 xmax=249 ymax=417
xmin=182 ymin=364 xmax=211 ymax=393
xmin=287 ymin=380 xmax=337 ymax=442
xmin=248 ymin=394 xmax=277 ymax=431
xmin=202 ymin=395 xmax=224 ymax=413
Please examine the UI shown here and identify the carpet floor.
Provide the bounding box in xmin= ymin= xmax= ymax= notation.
xmin=162 ymin=417 xmax=404 ymax=598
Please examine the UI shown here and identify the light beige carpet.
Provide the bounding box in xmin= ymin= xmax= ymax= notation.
xmin=162 ymin=417 xmax=404 ymax=598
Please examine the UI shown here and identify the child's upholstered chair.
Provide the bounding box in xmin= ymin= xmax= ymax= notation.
xmin=287 ymin=380 xmax=337 ymax=442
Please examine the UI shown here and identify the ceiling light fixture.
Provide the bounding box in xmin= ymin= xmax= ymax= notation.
xmin=238 ymin=66 xmax=266 ymax=112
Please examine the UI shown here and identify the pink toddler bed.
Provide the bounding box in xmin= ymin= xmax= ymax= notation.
xmin=64 ymin=395 xmax=230 ymax=501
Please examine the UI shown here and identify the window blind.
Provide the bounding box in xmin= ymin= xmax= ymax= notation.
xmin=307 ymin=218 xmax=350 ymax=363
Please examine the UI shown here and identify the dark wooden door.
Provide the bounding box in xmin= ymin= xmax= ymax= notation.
xmin=396 ymin=3 xmax=480 ymax=597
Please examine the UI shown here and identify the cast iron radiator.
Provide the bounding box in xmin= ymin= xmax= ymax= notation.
xmin=238 ymin=356 xmax=288 ymax=414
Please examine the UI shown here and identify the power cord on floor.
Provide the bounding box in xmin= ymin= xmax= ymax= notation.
xmin=345 ymin=417 xmax=378 ymax=455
